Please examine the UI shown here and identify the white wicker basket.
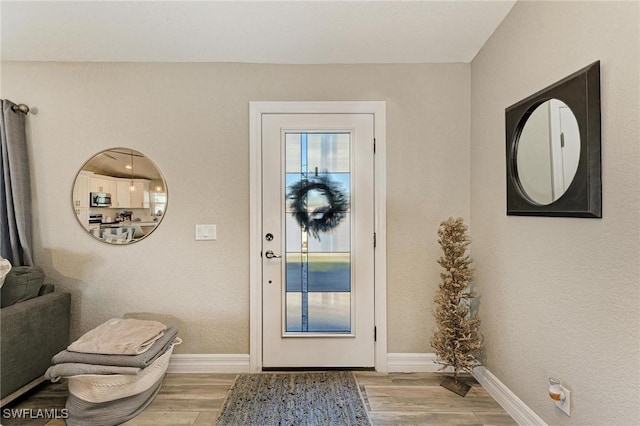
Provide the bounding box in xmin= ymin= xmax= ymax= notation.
xmin=0 ymin=257 xmax=11 ymax=288
xmin=67 ymin=338 xmax=181 ymax=403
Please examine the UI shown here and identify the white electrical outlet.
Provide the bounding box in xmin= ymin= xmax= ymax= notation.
xmin=195 ymin=224 xmax=216 ymax=241
xmin=556 ymin=385 xmax=571 ymax=416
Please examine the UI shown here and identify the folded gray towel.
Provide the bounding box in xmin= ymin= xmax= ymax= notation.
xmin=44 ymin=363 xmax=141 ymax=382
xmin=51 ymin=326 xmax=178 ymax=368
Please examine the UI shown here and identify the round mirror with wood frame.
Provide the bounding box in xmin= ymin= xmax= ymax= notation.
xmin=505 ymin=61 xmax=601 ymax=218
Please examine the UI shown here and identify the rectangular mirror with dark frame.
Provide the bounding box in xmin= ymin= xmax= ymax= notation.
xmin=505 ymin=61 xmax=601 ymax=218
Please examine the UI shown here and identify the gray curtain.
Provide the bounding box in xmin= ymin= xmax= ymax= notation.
xmin=0 ymin=99 xmax=33 ymax=266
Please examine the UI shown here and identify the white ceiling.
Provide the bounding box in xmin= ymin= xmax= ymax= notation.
xmin=1 ymin=1 xmax=516 ymax=64
xmin=83 ymin=149 xmax=163 ymax=181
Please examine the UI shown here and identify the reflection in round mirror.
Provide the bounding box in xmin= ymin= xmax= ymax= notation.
xmin=516 ymin=99 xmax=580 ymax=205
xmin=72 ymin=148 xmax=167 ymax=244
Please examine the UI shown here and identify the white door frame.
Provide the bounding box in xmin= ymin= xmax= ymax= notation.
xmin=249 ymin=101 xmax=387 ymax=372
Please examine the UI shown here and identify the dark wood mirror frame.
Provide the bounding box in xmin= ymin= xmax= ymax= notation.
xmin=505 ymin=61 xmax=601 ymax=218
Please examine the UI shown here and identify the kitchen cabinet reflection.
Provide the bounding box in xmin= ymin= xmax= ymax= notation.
xmin=72 ymin=148 xmax=167 ymax=244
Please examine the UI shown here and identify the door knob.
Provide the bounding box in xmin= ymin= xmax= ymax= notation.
xmin=264 ymin=250 xmax=281 ymax=259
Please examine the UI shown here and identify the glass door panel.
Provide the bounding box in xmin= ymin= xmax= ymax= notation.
xmin=284 ymin=132 xmax=352 ymax=334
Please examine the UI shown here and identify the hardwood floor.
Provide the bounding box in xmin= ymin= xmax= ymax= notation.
xmin=1 ymin=372 xmax=516 ymax=425
xmin=355 ymin=372 xmax=516 ymax=425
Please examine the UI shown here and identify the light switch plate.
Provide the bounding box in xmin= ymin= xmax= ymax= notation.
xmin=195 ymin=224 xmax=216 ymax=241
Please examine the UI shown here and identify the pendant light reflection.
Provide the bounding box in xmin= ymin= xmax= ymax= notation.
xmin=129 ymin=150 xmax=135 ymax=192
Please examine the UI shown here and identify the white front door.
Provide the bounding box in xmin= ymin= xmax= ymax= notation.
xmin=549 ymin=99 xmax=581 ymax=198
xmin=261 ymin=113 xmax=375 ymax=368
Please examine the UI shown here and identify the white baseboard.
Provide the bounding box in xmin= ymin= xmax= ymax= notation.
xmin=387 ymin=353 xmax=454 ymax=373
xmin=168 ymin=354 xmax=250 ymax=373
xmin=473 ymin=366 xmax=547 ymax=426
xmin=169 ymin=353 xmax=440 ymax=374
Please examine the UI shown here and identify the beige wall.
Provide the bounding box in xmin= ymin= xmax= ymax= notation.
xmin=0 ymin=62 xmax=470 ymax=355
xmin=471 ymin=1 xmax=639 ymax=424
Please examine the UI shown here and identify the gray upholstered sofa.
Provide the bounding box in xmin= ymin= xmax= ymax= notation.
xmin=1 ymin=266 xmax=70 ymax=406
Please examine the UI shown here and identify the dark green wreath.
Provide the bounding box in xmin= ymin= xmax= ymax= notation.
xmin=287 ymin=175 xmax=349 ymax=240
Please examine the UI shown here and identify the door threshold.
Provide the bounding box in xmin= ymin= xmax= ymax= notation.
xmin=262 ymin=367 xmax=375 ymax=372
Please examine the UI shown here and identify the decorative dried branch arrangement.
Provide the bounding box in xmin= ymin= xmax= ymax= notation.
xmin=431 ymin=217 xmax=482 ymax=396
